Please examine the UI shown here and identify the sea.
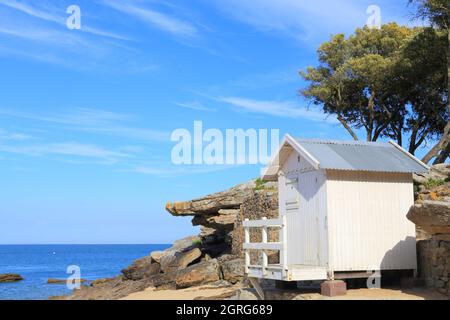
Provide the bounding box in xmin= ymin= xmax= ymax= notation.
xmin=0 ymin=244 xmax=171 ymax=300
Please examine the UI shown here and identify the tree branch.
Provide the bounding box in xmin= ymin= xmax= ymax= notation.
xmin=422 ymin=120 xmax=450 ymax=163
xmin=337 ymin=114 xmax=359 ymax=141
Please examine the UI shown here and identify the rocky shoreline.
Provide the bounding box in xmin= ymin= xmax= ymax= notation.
xmin=57 ymin=180 xmax=271 ymax=300
xmin=58 ymin=164 xmax=449 ymax=300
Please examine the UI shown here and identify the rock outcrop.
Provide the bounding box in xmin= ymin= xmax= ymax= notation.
xmin=0 ymin=274 xmax=23 ymax=283
xmin=408 ymin=164 xmax=450 ymax=297
xmin=408 ymin=201 xmax=450 ymax=238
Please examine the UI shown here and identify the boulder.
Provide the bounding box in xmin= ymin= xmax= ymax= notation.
xmin=175 ymin=259 xmax=221 ymax=289
xmin=0 ymin=274 xmax=23 ymax=283
xmin=221 ymin=258 xmax=245 ymax=284
xmin=121 ymin=256 xmax=161 ymax=281
xmin=192 ymin=209 xmax=239 ymax=231
xmin=407 ymin=201 xmax=450 ymax=235
xmin=150 ymin=251 xmax=164 ymax=264
xmin=148 ymin=273 xmax=176 ymax=289
xmin=90 ymin=278 xmax=113 ymax=287
xmin=60 ymin=276 xmax=153 ymax=300
xmin=232 ymin=289 xmax=259 ymax=300
xmin=160 ymin=247 xmax=202 ymax=274
xmin=171 ymin=236 xmax=201 ymax=250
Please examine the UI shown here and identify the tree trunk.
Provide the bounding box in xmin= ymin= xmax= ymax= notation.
xmin=337 ymin=114 xmax=359 ymax=141
xmin=423 ymin=30 xmax=450 ymax=164
xmin=422 ymin=120 xmax=450 ymax=164
xmin=433 ymin=140 xmax=450 ymax=164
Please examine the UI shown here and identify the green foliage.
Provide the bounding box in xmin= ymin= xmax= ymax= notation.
xmin=424 ymin=178 xmax=448 ymax=189
xmin=300 ymin=22 xmax=448 ymax=157
xmin=253 ymin=178 xmax=267 ymax=191
xmin=410 ymin=0 xmax=450 ymax=30
xmin=192 ymin=239 xmax=202 ymax=246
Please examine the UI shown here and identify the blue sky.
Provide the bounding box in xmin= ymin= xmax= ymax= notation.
xmin=0 ymin=0 xmax=426 ymax=244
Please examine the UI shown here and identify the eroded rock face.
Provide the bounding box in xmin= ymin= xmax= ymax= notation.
xmin=175 ymin=259 xmax=221 ymax=289
xmin=166 ymin=181 xmax=257 ymax=216
xmin=221 ymin=258 xmax=245 ymax=284
xmin=408 ymin=201 xmax=450 ymax=236
xmin=121 ymin=256 xmax=161 ymax=281
xmin=150 ymin=251 xmax=164 ymax=264
xmin=160 ymin=247 xmax=202 ymax=274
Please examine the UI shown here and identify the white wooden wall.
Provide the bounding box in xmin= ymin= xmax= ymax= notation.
xmin=279 ymin=150 xmax=328 ymax=268
xmin=325 ymin=170 xmax=417 ymax=272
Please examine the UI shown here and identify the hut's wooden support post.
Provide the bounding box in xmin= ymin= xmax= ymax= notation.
xmin=281 ymin=214 xmax=288 ymax=278
xmin=261 ymin=217 xmax=268 ymax=276
xmin=244 ymin=219 xmax=250 ymax=274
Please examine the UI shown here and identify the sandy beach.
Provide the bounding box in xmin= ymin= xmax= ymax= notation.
xmin=121 ymin=285 xmax=448 ymax=301
xmin=121 ymin=285 xmax=238 ymax=300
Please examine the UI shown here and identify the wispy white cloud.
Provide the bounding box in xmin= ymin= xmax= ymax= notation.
xmin=210 ymin=0 xmax=380 ymax=42
xmin=0 ymin=129 xmax=33 ymax=141
xmin=0 ymin=0 xmax=129 ymax=40
xmin=217 ymin=96 xmax=337 ymax=123
xmin=103 ymin=1 xmax=197 ymax=37
xmin=0 ymin=108 xmax=170 ymax=142
xmin=174 ymin=101 xmax=216 ymax=112
xmin=132 ymin=164 xmax=239 ymax=177
xmin=0 ymin=142 xmax=129 ymax=163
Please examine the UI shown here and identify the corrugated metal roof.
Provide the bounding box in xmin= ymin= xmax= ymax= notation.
xmin=294 ymin=138 xmax=429 ymax=173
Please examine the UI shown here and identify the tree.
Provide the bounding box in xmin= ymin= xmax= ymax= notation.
xmin=409 ymin=0 xmax=449 ymax=163
xmin=300 ymin=21 xmax=449 ymax=163
xmin=398 ymin=28 xmax=448 ymax=155
xmin=300 ymin=23 xmax=415 ymax=142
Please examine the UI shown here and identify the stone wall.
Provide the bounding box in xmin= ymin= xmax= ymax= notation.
xmin=232 ymin=187 xmax=279 ymax=264
xmin=417 ymin=240 xmax=450 ymax=296
xmin=410 ymin=164 xmax=450 ymax=297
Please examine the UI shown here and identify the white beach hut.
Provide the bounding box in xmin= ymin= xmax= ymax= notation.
xmin=243 ymin=135 xmax=429 ymax=286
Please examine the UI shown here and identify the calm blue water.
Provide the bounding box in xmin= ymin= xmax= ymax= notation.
xmin=0 ymin=244 xmax=171 ymax=300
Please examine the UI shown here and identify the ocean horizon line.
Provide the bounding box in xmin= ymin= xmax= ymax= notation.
xmin=0 ymin=243 xmax=172 ymax=246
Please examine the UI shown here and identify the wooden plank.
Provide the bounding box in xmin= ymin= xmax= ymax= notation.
xmin=243 ymin=242 xmax=283 ymax=251
xmin=334 ymin=272 xmax=374 ymax=279
xmin=243 ymin=218 xmax=283 ymax=228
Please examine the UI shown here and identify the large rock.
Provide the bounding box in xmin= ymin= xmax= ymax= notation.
xmin=414 ymin=164 xmax=450 ymax=185
xmin=121 ymin=256 xmax=161 ymax=281
xmin=221 ymin=258 xmax=245 ymax=284
xmin=160 ymin=248 xmax=202 ymax=274
xmin=407 ymin=201 xmax=450 ymax=235
xmin=58 ymin=276 xmax=153 ymax=300
xmin=0 ymin=274 xmax=23 ymax=283
xmin=175 ymin=259 xmax=221 ymax=289
xmin=192 ymin=209 xmax=239 ymax=230
xmin=171 ymin=235 xmax=201 ymax=250
xmin=166 ymin=181 xmax=258 ymax=216
xmin=150 ymin=251 xmax=164 ymax=264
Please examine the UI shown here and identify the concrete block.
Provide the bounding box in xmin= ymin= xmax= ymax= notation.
xmin=321 ymin=280 xmax=347 ymax=297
